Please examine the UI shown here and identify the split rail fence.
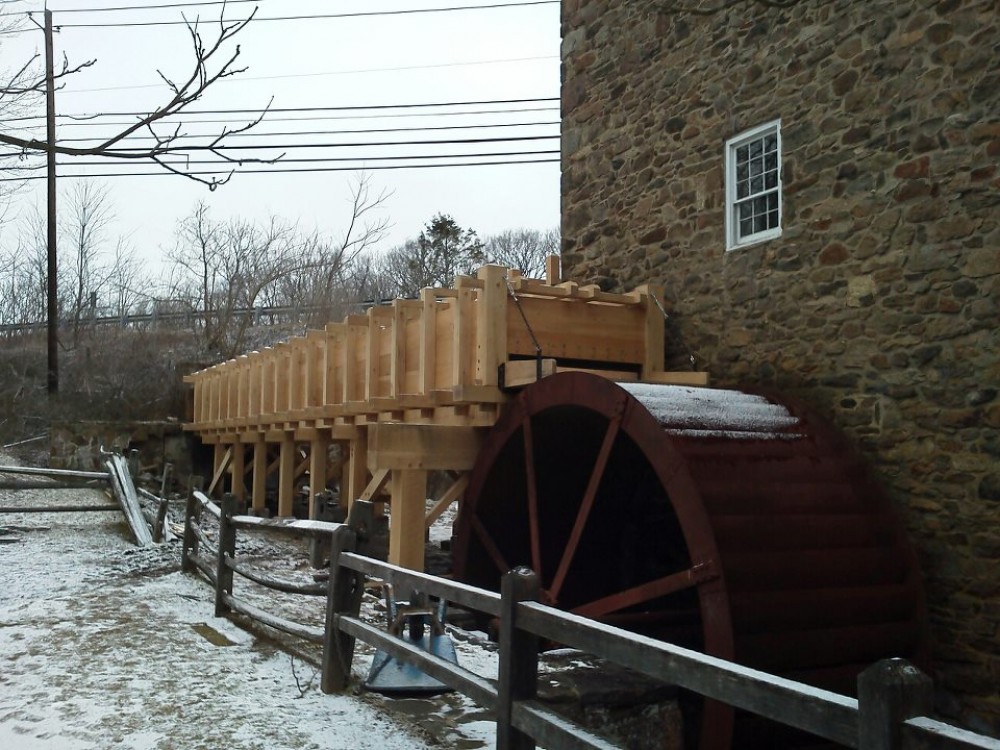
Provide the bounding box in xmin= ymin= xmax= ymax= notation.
xmin=0 ymin=453 xmax=174 ymax=545
xmin=183 ymin=492 xmax=1000 ymax=750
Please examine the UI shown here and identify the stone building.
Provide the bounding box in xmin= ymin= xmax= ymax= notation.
xmin=560 ymin=0 xmax=998 ymax=735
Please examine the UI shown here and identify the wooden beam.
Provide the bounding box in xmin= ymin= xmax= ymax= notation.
xmin=207 ymin=446 xmax=233 ymax=497
xmin=346 ymin=429 xmax=369 ymax=508
xmin=308 ymin=436 xmax=329 ymax=520
xmin=475 ymin=265 xmax=508 ymax=387
xmin=278 ymin=435 xmax=296 ymax=517
xmin=368 ymin=423 xmax=483 ymax=471
xmin=545 ymin=254 xmax=560 ymax=286
xmin=502 ymin=358 xmax=557 ymax=389
xmin=359 ymin=468 xmax=390 ymax=503
xmin=251 ymin=439 xmax=267 ymax=513
xmin=230 ymin=442 xmax=246 ymax=504
xmin=425 ymin=474 xmax=468 ymax=529
xmin=388 ymin=469 xmax=428 ymax=571
xmin=634 ymin=283 xmax=666 ymax=379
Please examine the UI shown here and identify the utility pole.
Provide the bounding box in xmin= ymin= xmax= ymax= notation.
xmin=44 ymin=8 xmax=58 ymax=395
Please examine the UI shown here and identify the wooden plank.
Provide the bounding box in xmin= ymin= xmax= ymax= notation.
xmin=425 ymin=473 xmax=468 ymax=528
xmin=545 ymin=254 xmax=560 ymax=285
xmin=419 ymin=288 xmax=437 ymax=394
xmin=475 ymin=265 xmax=508 ymax=387
xmin=506 ymin=295 xmax=646 ymax=364
xmin=346 ymin=430 xmax=369 ymax=506
xmin=105 ymin=455 xmax=154 ymax=547
xmin=387 ymin=469 xmax=428 ymax=570
xmin=633 ymin=283 xmax=666 ymax=378
xmin=452 ymin=287 xmax=474 ymax=388
xmin=358 ymin=467 xmax=390 ymax=502
xmin=207 ymin=446 xmax=233 ymax=497
xmin=369 ymin=424 xmax=483 ymax=471
xmin=502 ymin=358 xmax=557 ymax=389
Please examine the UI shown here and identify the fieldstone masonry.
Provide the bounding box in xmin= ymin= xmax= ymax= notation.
xmin=561 ymin=0 xmax=998 ymax=735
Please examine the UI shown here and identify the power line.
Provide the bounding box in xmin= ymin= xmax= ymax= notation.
xmin=54 ymin=119 xmax=560 ymax=143
xmin=51 ymin=0 xmax=260 ymax=12
xmin=60 ymin=148 xmax=561 ymax=167
xmin=61 ymin=55 xmax=558 ymax=94
xmin=40 ymin=106 xmax=561 ymax=129
xmin=0 ymin=156 xmax=560 ymax=181
xmin=48 ymin=2 xmax=560 ymax=28
xmin=3 ymin=97 xmax=560 ymax=123
xmin=96 ymin=134 xmax=559 ymax=155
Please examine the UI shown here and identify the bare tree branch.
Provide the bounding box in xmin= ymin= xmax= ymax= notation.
xmin=0 ymin=3 xmax=276 ymax=190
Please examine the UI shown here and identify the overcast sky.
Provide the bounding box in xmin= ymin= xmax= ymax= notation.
xmin=2 ymin=0 xmax=561 ymax=274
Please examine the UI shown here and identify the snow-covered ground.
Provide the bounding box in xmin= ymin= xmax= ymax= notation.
xmin=0 ymin=454 xmax=502 ymax=750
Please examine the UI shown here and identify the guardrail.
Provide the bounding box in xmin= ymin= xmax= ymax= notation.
xmin=183 ymin=495 xmax=1000 ymax=750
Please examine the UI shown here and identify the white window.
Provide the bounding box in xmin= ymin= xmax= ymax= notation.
xmin=725 ymin=120 xmax=782 ymax=251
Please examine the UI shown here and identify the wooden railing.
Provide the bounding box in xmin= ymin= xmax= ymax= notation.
xmin=182 ymin=496 xmax=1000 ymax=750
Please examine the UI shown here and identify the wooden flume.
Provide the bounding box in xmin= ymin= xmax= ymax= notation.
xmin=183 ymin=259 xmax=707 ymax=571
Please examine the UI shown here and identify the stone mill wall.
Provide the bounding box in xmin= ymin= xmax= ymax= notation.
xmin=561 ymin=0 xmax=999 ymax=734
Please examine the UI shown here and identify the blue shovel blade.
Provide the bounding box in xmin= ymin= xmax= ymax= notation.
xmin=364 ymin=633 xmax=459 ymax=695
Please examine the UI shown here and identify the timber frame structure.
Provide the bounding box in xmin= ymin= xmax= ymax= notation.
xmin=184 ymin=259 xmax=706 ymax=572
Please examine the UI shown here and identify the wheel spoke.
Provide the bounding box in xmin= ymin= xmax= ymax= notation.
xmin=549 ymin=408 xmax=623 ymax=604
xmin=572 ymin=566 xmax=704 ymax=619
xmin=522 ymin=414 xmax=543 ymax=579
xmin=470 ymin=515 xmax=511 ymax=575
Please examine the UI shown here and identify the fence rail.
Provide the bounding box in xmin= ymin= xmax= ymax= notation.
xmin=182 ymin=495 xmax=1000 ymax=750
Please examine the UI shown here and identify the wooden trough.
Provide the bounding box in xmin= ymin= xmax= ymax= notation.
xmin=184 ymin=260 xmax=705 ymax=571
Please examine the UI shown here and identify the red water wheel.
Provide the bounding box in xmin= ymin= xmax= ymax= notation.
xmin=452 ymin=372 xmax=927 ymax=749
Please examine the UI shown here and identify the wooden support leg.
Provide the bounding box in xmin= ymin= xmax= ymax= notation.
xmin=251 ymin=438 xmax=267 ymax=514
xmin=346 ymin=429 xmax=368 ymax=511
xmin=309 ymin=436 xmax=329 ymax=520
xmin=388 ymin=469 xmax=428 ymax=571
xmin=278 ymin=434 xmax=296 ymax=518
xmin=230 ymin=442 xmax=246 ymax=505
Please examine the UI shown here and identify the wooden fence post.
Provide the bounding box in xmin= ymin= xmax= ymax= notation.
xmin=181 ymin=475 xmax=204 ymax=573
xmin=215 ymin=493 xmax=237 ymax=617
xmin=153 ymin=497 xmax=169 ymax=543
xmin=497 ymin=566 xmax=541 ymax=750
xmin=321 ymin=523 xmax=360 ymax=693
xmin=858 ymin=658 xmax=933 ymax=750
xmin=159 ymin=462 xmax=173 ymax=499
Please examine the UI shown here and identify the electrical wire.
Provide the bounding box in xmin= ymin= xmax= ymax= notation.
xmin=46 ymin=2 xmax=560 ymax=28
xmin=61 ymin=55 xmax=558 ymax=94
xmin=53 ymin=119 xmax=560 ymax=143
xmin=2 ymin=97 xmax=560 ymax=123
xmin=0 ymin=155 xmax=559 ymax=180
xmin=58 ymin=148 xmax=561 ymax=166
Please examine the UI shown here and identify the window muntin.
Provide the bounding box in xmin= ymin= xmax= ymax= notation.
xmin=726 ymin=121 xmax=781 ymax=250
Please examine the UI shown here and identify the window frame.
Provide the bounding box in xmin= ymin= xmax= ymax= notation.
xmin=725 ymin=119 xmax=782 ymax=251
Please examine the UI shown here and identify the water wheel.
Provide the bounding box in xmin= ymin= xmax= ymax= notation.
xmin=452 ymin=372 xmax=927 ymax=749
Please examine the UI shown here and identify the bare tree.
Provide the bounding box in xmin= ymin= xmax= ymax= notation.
xmin=0 ymin=3 xmax=275 ymax=188
xmin=61 ymin=182 xmax=115 ymax=341
xmin=482 ymin=227 xmax=559 ymax=278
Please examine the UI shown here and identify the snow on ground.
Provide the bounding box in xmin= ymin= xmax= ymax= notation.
xmin=0 ymin=453 xmax=501 ymax=750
